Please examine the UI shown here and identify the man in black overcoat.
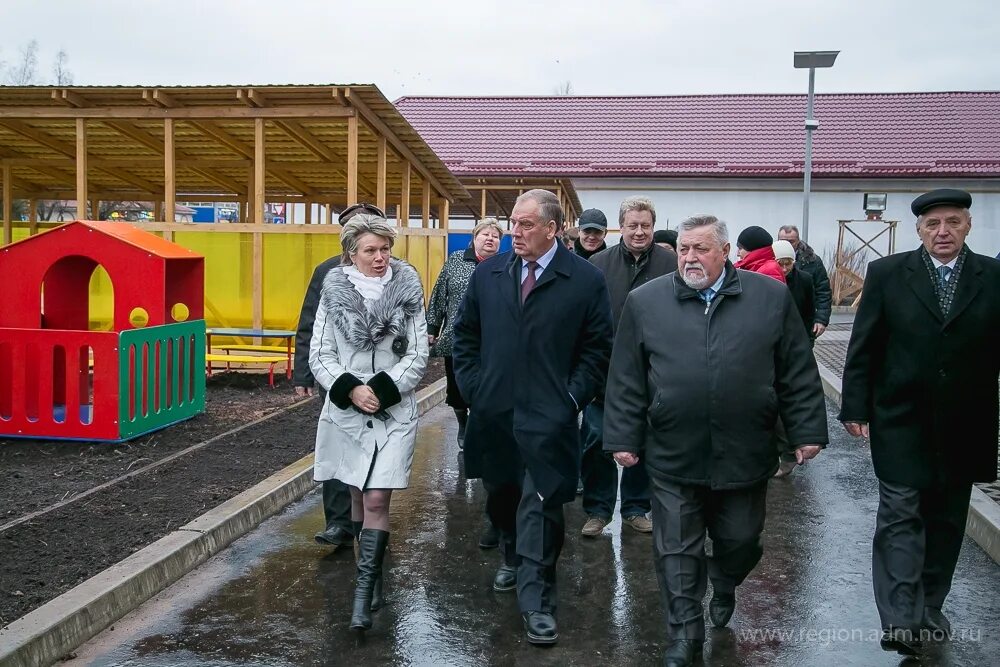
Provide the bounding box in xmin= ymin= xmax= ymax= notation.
xmin=453 ymin=189 xmax=613 ymax=646
xmin=840 ymin=188 xmax=1000 ymax=656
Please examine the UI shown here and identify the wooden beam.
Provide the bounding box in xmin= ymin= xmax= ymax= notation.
xmin=0 ymin=104 xmax=356 ymax=120
xmin=325 ymin=204 xmax=333 ymax=225
xmin=76 ymin=119 xmax=88 ymax=218
xmin=487 ymin=189 xmax=510 ymax=219
xmin=439 ymin=197 xmax=450 ymax=231
xmin=347 ymin=114 xmax=358 ymax=205
xmin=0 ymin=119 xmax=160 ymax=194
xmin=28 ymin=197 xmax=36 ymax=229
xmin=422 ymin=180 xmax=431 ymax=228
xmin=193 ymin=121 xmax=253 ymax=159
xmin=52 ymin=89 xmax=92 ymax=108
xmin=399 ymin=159 xmax=410 ymax=228
xmin=254 ymin=119 xmax=266 ymax=224
xmin=481 ymin=188 xmax=487 ymax=219
xmin=236 ymin=88 xmax=268 ymax=108
xmin=2 ymin=165 xmax=11 ymax=245
xmin=342 ymin=88 xmax=453 ymax=202
xmin=164 ymin=118 xmax=176 ymax=223
xmin=304 ymin=201 xmax=312 ymax=224
xmin=154 ymin=199 xmax=163 ymax=221
xmin=376 ymin=135 xmax=387 ymax=211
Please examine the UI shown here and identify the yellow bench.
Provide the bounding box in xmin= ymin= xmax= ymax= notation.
xmin=205 ymin=353 xmax=287 ymax=388
xmin=213 ymin=344 xmax=294 ymax=381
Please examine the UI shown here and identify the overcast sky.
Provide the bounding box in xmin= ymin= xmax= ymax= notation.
xmin=2 ymin=0 xmax=998 ymax=100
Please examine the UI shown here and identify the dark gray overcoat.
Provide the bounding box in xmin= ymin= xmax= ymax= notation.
xmin=839 ymin=248 xmax=1000 ymax=487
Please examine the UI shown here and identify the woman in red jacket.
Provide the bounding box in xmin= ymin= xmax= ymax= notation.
xmin=734 ymin=225 xmax=786 ymax=284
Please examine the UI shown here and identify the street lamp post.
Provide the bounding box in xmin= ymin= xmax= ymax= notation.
xmin=793 ymin=50 xmax=839 ymax=244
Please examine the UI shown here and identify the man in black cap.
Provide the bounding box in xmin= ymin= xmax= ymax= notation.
xmin=654 ymin=229 xmax=678 ymax=254
xmin=840 ymin=188 xmax=1000 ymax=656
xmin=574 ymin=208 xmax=608 ymax=259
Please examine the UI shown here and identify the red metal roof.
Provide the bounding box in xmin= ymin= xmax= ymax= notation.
xmin=394 ymin=93 xmax=1000 ymax=179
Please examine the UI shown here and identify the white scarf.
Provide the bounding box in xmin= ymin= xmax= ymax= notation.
xmin=342 ymin=264 xmax=393 ymax=301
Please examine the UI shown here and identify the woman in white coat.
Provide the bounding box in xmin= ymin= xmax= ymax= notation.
xmin=309 ymin=213 xmax=428 ymax=634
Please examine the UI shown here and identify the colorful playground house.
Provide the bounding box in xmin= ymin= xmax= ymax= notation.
xmin=0 ymin=221 xmax=206 ymax=442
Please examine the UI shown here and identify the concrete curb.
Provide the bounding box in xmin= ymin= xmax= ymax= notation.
xmin=813 ymin=352 xmax=1000 ymax=567
xmin=0 ymin=377 xmax=447 ymax=667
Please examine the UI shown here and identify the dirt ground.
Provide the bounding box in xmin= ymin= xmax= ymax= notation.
xmin=0 ymin=357 xmax=444 ymax=627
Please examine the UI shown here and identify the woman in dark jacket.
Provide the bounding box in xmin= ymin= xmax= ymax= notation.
xmin=772 ymin=239 xmax=816 ymax=477
xmin=426 ymin=218 xmax=504 ymax=548
xmin=426 ymin=218 xmax=503 ymax=444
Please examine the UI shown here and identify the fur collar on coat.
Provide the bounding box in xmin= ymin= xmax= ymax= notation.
xmin=321 ymin=258 xmax=424 ymax=352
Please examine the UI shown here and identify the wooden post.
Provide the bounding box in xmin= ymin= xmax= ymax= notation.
xmin=422 ymin=180 xmax=431 ymax=228
xmin=399 ymin=160 xmax=410 ymax=227
xmin=481 ymin=188 xmax=487 ymax=219
xmin=325 ymin=204 xmax=333 ymax=225
xmin=93 ymin=199 xmax=100 ymax=220
xmin=347 ymin=115 xmax=359 ymax=205
xmin=376 ymin=135 xmax=387 ymax=210
xmin=304 ymin=200 xmax=312 ymax=224
xmin=154 ymin=200 xmax=163 ymax=221
xmin=28 ymin=197 xmax=37 ymax=236
xmin=76 ymin=118 xmax=88 ymax=219
xmin=289 ymin=201 xmax=295 ymax=224
xmin=439 ymin=197 xmax=450 ymax=231
xmin=252 ymin=230 xmax=263 ymax=333
xmin=245 ymin=171 xmax=254 ymax=224
xmin=254 ymin=118 xmax=266 ymax=225
xmin=164 ymin=118 xmax=176 ymax=224
xmin=2 ymin=166 xmax=11 ymax=245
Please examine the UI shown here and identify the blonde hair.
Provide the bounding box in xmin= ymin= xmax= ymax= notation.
xmin=472 ymin=217 xmax=504 ymax=240
xmin=340 ymin=213 xmax=396 ymax=264
xmin=619 ymin=196 xmax=657 ymax=226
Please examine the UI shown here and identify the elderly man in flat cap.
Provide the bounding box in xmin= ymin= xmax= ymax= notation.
xmin=840 ymin=188 xmax=1000 ymax=656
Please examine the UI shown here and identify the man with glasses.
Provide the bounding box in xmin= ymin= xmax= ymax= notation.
xmin=581 ymin=196 xmax=677 ymax=538
xmin=453 ymin=189 xmax=612 ymax=646
xmin=295 ymin=202 xmax=386 ymax=549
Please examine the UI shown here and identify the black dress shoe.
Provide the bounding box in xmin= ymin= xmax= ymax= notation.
xmin=663 ymin=639 xmax=702 ymax=666
xmin=522 ymin=612 xmax=558 ymax=645
xmin=478 ymin=522 xmax=500 ymax=549
xmin=493 ymin=564 xmax=517 ymax=592
xmin=923 ymin=607 xmax=951 ymax=635
xmin=314 ymin=525 xmax=353 ymax=547
xmin=709 ymin=592 xmax=735 ymax=628
xmin=880 ymin=628 xmax=921 ymax=656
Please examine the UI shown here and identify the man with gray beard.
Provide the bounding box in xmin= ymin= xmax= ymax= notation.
xmin=603 ymin=215 xmax=828 ymax=666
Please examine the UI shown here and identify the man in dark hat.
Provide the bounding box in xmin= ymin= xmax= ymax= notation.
xmin=574 ymin=208 xmax=608 ymax=259
xmin=840 ymin=188 xmax=1000 ymax=656
xmin=654 ymin=229 xmax=678 ymax=254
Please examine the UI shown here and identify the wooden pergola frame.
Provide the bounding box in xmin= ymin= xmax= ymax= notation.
xmin=0 ymin=85 xmax=469 ymax=244
xmin=453 ymin=177 xmax=583 ymax=227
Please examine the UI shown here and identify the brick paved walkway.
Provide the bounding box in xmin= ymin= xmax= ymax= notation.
xmin=815 ymin=320 xmax=1000 ymax=504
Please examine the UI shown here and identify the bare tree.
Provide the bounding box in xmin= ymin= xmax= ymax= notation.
xmin=6 ymin=39 xmax=39 ymax=85
xmin=52 ymin=49 xmax=73 ymax=85
xmin=36 ymin=200 xmax=71 ymax=222
xmin=552 ymin=80 xmax=574 ymax=95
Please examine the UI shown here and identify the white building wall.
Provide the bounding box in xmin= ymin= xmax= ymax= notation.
xmin=573 ymin=178 xmax=1000 ymax=263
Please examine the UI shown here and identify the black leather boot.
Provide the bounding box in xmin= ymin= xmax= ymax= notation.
xmin=454 ymin=408 xmax=468 ymax=448
xmin=353 ymin=521 xmax=386 ymax=612
xmin=350 ymin=529 xmax=389 ymax=632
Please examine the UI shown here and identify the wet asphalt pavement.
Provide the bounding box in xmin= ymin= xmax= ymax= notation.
xmin=69 ymin=400 xmax=1000 ymax=667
